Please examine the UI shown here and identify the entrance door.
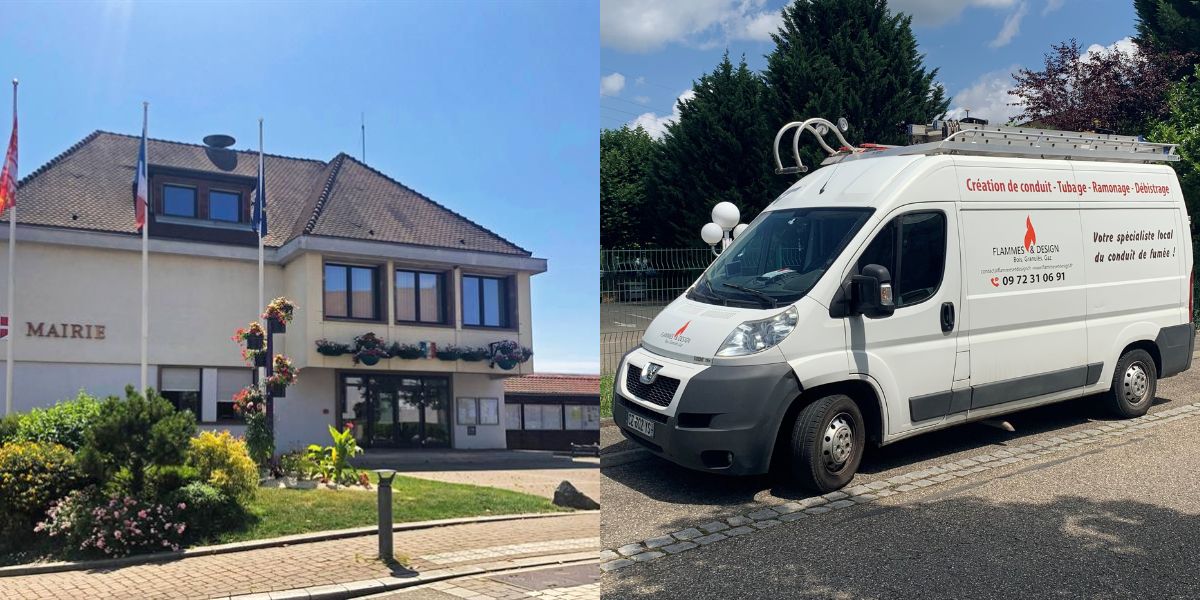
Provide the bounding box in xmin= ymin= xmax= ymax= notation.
xmin=844 ymin=204 xmax=963 ymax=434
xmin=342 ymin=374 xmax=450 ymax=448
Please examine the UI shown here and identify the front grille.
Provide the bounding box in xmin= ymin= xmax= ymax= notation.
xmin=626 ymin=364 xmax=680 ymax=408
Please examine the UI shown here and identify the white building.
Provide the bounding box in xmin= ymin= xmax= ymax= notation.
xmin=2 ymin=131 xmax=549 ymax=452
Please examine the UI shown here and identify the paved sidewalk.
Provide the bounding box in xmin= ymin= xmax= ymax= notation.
xmin=371 ymin=562 xmax=600 ymax=599
xmin=0 ymin=512 xmax=598 ymax=600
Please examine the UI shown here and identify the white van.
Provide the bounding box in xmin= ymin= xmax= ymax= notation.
xmin=614 ymin=118 xmax=1195 ymax=492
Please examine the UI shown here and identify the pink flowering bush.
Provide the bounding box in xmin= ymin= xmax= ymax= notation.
xmin=37 ymin=491 xmax=187 ymax=557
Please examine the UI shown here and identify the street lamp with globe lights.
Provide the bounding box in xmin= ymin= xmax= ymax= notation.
xmin=702 ymin=201 xmax=746 ymax=255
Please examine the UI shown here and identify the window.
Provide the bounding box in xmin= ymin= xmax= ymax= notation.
xmin=692 ymin=208 xmax=874 ymax=307
xmin=216 ymin=368 xmax=252 ymax=421
xmin=462 ymin=275 xmax=509 ymax=328
xmin=395 ymin=270 xmax=445 ymax=324
xmin=160 ymin=367 xmax=200 ymax=416
xmin=523 ymin=404 xmax=562 ymax=430
xmin=162 ymin=185 xmax=197 ymax=218
xmin=857 ymin=211 xmax=947 ymax=308
xmin=324 ymin=263 xmax=379 ymax=320
xmin=565 ymin=405 xmax=601 ymax=430
xmin=209 ymin=190 xmax=241 ymax=222
xmin=505 ymin=404 xmax=522 ymax=430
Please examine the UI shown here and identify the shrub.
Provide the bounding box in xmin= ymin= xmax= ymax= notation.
xmin=13 ymin=391 xmax=103 ymax=450
xmin=66 ymin=495 xmax=187 ymax=557
xmin=244 ymin=412 xmax=274 ymax=467
xmin=0 ymin=412 xmax=19 ymax=444
xmin=146 ymin=465 xmax=201 ymax=501
xmin=0 ymin=441 xmax=83 ymax=538
xmin=187 ymin=431 xmax=258 ymax=501
xmin=278 ymin=450 xmax=319 ymax=479
xmin=77 ymin=386 xmax=196 ymax=496
xmin=169 ymin=482 xmax=247 ymax=540
xmin=35 ymin=487 xmax=100 ymax=549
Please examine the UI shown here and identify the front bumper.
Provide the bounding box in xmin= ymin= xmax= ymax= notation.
xmin=613 ymin=349 xmax=800 ymax=475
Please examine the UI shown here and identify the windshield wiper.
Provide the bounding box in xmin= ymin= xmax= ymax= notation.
xmin=692 ymin=278 xmax=728 ymax=306
xmin=721 ymin=283 xmax=778 ymax=308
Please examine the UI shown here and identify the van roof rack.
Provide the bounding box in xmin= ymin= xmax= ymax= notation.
xmin=774 ymin=118 xmax=1179 ymax=175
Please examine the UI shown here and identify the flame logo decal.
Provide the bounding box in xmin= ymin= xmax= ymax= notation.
xmin=1023 ymin=216 xmax=1036 ymax=251
xmin=674 ymin=321 xmax=691 ymax=338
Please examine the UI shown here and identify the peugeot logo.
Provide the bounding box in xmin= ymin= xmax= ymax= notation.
xmin=640 ymin=363 xmax=663 ymax=385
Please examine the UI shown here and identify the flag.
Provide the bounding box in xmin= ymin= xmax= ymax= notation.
xmin=253 ymin=146 xmax=267 ymax=237
xmin=0 ymin=315 xmax=8 ymax=340
xmin=133 ymin=114 xmax=148 ymax=229
xmin=0 ymin=90 xmax=16 ymax=215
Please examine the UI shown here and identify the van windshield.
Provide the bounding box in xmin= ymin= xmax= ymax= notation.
xmin=690 ymin=207 xmax=874 ymax=308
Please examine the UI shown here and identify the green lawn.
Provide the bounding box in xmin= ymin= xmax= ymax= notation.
xmin=601 ymin=373 xmax=614 ymax=418
xmin=203 ymin=474 xmax=565 ymax=544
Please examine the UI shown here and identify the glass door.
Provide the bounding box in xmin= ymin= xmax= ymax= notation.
xmin=341 ymin=374 xmax=450 ymax=448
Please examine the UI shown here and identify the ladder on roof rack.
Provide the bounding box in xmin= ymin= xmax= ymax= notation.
xmin=773 ymin=118 xmax=1179 ymax=176
xmin=903 ymin=122 xmax=1179 ymax=163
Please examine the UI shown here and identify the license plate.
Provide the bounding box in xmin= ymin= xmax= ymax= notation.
xmin=626 ymin=412 xmax=656 ymax=438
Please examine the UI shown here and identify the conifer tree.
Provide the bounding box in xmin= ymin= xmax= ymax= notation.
xmin=764 ymin=0 xmax=949 ymax=175
xmin=648 ymin=53 xmax=783 ymax=247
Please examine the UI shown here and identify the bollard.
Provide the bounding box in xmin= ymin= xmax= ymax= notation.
xmin=374 ymin=469 xmax=397 ymax=561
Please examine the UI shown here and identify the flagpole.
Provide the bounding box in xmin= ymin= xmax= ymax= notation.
xmin=139 ymin=102 xmax=148 ymax=393
xmin=257 ymin=118 xmax=265 ymax=388
xmin=4 ymin=80 xmax=16 ymax=416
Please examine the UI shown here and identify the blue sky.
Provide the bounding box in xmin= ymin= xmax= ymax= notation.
xmin=601 ymin=0 xmax=1138 ymax=135
xmin=0 ymin=0 xmax=599 ymax=374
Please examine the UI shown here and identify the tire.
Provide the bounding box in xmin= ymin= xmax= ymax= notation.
xmin=1105 ymin=349 xmax=1157 ymax=418
xmin=788 ymin=394 xmax=865 ymax=493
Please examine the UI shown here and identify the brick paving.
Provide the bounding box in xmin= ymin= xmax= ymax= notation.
xmin=375 ymin=562 xmax=600 ymax=600
xmin=0 ymin=512 xmax=598 ymax=600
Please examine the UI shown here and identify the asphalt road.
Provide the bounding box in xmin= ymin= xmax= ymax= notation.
xmin=600 ymin=301 xmax=667 ymax=334
xmin=601 ymin=363 xmax=1200 ymax=599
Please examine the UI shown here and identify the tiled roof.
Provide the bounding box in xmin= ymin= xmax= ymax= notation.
xmin=503 ymin=374 xmax=601 ymax=396
xmin=11 ymin=131 xmax=530 ymax=255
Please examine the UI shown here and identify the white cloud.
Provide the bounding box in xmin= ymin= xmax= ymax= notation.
xmin=635 ymin=76 xmax=646 ymax=85
xmin=1042 ymin=0 xmax=1065 ymax=15
xmin=989 ymin=1 xmax=1028 ymax=48
xmin=889 ymin=0 xmax=1018 ymax=27
xmin=944 ymin=65 xmax=1024 ymax=125
xmin=600 ymin=0 xmax=782 ymax=53
xmin=633 ymin=95 xmax=651 ymax=104
xmin=600 ymin=72 xmax=626 ymax=96
xmin=1084 ymin=36 xmax=1136 ymax=59
xmin=629 ymin=89 xmax=696 ymax=139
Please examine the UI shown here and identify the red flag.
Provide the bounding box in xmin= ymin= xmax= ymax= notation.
xmin=0 ymin=86 xmax=15 ymax=216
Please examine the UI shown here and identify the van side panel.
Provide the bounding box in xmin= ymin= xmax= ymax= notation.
xmin=958 ymin=204 xmax=1089 ymax=396
xmin=1072 ymin=162 xmax=1189 ymax=388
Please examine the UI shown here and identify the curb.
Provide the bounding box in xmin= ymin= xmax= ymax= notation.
xmin=0 ymin=511 xmax=595 ymax=578
xmin=221 ymin=551 xmax=598 ymax=600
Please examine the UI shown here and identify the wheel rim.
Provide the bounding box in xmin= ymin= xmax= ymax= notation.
xmin=822 ymin=412 xmax=855 ymax=471
xmin=1122 ymin=362 xmax=1151 ymax=405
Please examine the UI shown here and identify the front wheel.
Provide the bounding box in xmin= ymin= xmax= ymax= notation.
xmin=788 ymin=394 xmax=865 ymax=493
xmin=1105 ymin=349 xmax=1157 ymax=418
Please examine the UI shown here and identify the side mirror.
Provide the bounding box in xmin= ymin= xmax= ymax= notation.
xmin=849 ymin=264 xmax=895 ymax=318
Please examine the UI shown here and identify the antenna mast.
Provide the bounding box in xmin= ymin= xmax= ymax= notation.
xmin=361 ymin=112 xmax=366 ymax=163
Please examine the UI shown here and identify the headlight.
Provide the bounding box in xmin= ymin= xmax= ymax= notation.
xmin=716 ymin=306 xmax=799 ymax=357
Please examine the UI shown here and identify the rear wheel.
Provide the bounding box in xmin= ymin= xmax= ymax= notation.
xmin=1106 ymin=349 xmax=1157 ymax=418
xmin=788 ymin=394 xmax=865 ymax=493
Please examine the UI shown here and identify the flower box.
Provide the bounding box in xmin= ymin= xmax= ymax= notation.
xmin=269 ymin=382 xmax=287 ymax=397
xmin=459 ymin=347 xmax=489 ymax=362
xmin=357 ymin=352 xmax=382 ymax=366
xmin=245 ymin=333 xmax=264 ymax=350
xmin=268 ymin=319 xmax=287 ymax=335
xmin=389 ymin=343 xmax=424 ymax=360
xmin=495 ymin=357 xmax=518 ymax=370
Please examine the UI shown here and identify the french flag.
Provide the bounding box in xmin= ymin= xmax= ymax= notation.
xmin=133 ymin=112 xmax=147 ymax=229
